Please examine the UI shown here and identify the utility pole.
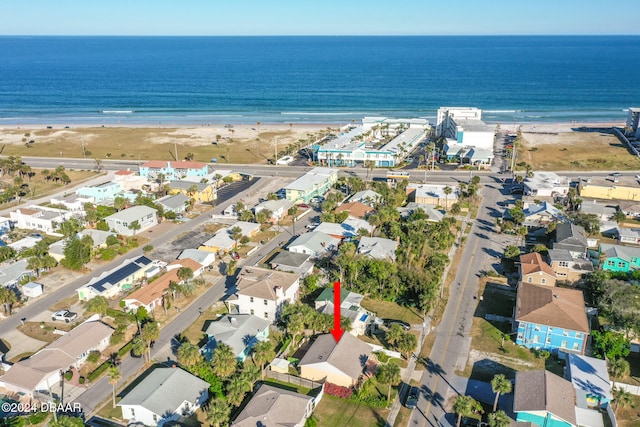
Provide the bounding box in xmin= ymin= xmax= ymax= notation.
xmin=274 ymin=137 xmax=279 ymax=164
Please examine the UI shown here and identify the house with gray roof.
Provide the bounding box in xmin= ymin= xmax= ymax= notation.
xmin=49 ymin=229 xmax=115 ymax=262
xmin=599 ymin=243 xmax=640 ymax=273
xmin=177 ymin=248 xmax=216 ymax=266
xmin=203 ymin=314 xmax=270 ymax=362
xmin=0 ymin=259 xmax=33 ymax=288
xmin=232 ymin=384 xmax=319 ymax=427
xmin=299 ymin=333 xmax=373 ymax=387
xmin=357 ymin=236 xmax=397 ymax=261
xmin=104 ymin=205 xmax=158 ymax=236
xmin=269 ymin=251 xmax=314 ymax=277
xmin=2 ymin=321 xmax=113 ymax=396
xmin=579 ymin=200 xmax=616 ymax=222
xmin=514 ymin=370 xmax=577 ymax=427
xmin=226 ymin=266 xmax=301 ymax=322
xmin=288 ymin=231 xmax=340 ymax=257
xmin=521 ymin=202 xmax=567 ymax=228
xmin=315 ymin=216 xmax=373 ymax=239
xmin=397 ymin=202 xmax=444 ymax=222
xmin=348 ymin=189 xmax=382 ymax=207
xmin=118 ymin=366 xmax=209 ymax=427
xmin=553 ymin=223 xmax=589 ymax=256
xmin=254 ymin=199 xmax=293 ymax=222
xmin=156 ymin=193 xmax=190 ymax=214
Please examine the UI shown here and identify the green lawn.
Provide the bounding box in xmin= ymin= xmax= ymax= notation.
xmin=361 ymin=298 xmax=423 ymax=325
xmin=314 ymin=395 xmax=389 ymax=427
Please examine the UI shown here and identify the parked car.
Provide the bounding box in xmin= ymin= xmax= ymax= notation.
xmin=404 ymin=386 xmax=419 ymax=409
xmin=297 ymin=203 xmax=309 ymax=209
xmin=510 ymin=186 xmax=524 ymax=195
xmin=382 ymin=319 xmax=411 ymax=331
xmin=612 ymin=172 xmax=622 ymax=177
xmin=51 ymin=310 xmax=77 ymax=323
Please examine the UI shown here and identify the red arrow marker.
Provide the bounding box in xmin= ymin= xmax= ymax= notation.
xmin=330 ymin=281 xmax=345 ymax=343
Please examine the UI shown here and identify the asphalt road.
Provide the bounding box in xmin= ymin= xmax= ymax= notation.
xmin=74 ymin=195 xmax=312 ymax=415
xmin=0 ymin=178 xmax=261 ymax=333
xmin=408 ymin=178 xmax=518 ymax=427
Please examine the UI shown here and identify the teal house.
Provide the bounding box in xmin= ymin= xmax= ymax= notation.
xmin=599 ymin=243 xmax=640 ymax=273
xmin=514 ymin=370 xmax=577 ymax=427
xmin=202 ymin=314 xmax=270 ymax=362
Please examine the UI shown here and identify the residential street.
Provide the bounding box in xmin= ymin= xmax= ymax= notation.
xmin=408 ymin=178 xmax=517 ymax=427
xmin=0 ymin=178 xmax=264 ymax=335
xmin=74 ymin=197 xmax=312 ymax=416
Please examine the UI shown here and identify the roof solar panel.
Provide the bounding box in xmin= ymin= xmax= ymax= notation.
xmin=88 ymin=259 xmax=148 ymax=293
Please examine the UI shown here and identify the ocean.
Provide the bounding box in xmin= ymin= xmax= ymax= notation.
xmin=0 ymin=35 xmax=639 ymax=126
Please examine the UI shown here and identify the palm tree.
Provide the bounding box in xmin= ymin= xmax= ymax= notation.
xmin=365 ymin=160 xmax=375 ymax=182
xmin=207 ymin=397 xmax=231 ymax=427
xmin=608 ymin=357 xmax=631 ymax=388
xmin=226 ymin=374 xmax=251 ymax=407
xmin=113 ymin=196 xmax=127 ymax=212
xmin=240 ymin=363 xmax=261 ymax=389
xmin=376 ymin=362 xmax=401 ymax=403
xmin=230 ymin=226 xmax=243 ymax=249
xmin=443 ymin=185 xmax=453 ymax=210
xmin=490 ymin=374 xmax=512 ymax=411
xmin=84 ymin=295 xmax=109 ymax=316
xmin=141 ymin=321 xmax=159 ymax=362
xmin=613 ymin=387 xmax=633 ymax=416
xmin=488 ymin=410 xmax=510 ymax=427
xmin=177 ymin=266 xmax=194 ymax=285
xmin=613 ymin=210 xmax=627 ymax=224
xmin=131 ymin=335 xmax=146 ymax=359
xmin=397 ymin=333 xmax=417 ymax=360
xmin=287 ymin=313 xmax=306 ymax=346
xmin=128 ymin=220 xmax=141 ymax=235
xmin=211 ymin=343 xmax=237 ymax=378
xmin=385 ymin=324 xmax=404 ymax=347
xmin=252 ymin=340 xmax=275 ymax=380
xmin=453 ymin=395 xmax=482 ymax=427
xmin=107 ymin=365 xmax=121 ymax=408
xmin=177 ymin=342 xmax=201 ymax=367
xmin=0 ymin=287 xmax=18 ymax=315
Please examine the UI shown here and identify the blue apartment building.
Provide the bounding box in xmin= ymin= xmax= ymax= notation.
xmin=514 ymin=282 xmax=589 ymax=354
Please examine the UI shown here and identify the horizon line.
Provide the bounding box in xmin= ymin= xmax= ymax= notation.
xmin=1 ymin=33 xmax=640 ymax=37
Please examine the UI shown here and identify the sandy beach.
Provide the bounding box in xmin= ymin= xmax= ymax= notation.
xmin=0 ymin=120 xmax=633 ymax=170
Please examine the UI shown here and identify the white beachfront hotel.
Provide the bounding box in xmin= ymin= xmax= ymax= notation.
xmin=315 ymin=117 xmax=429 ymax=168
xmin=436 ymin=107 xmax=496 ymax=165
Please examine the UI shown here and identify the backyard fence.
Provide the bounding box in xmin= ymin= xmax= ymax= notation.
xmin=265 ymin=370 xmax=324 ymax=390
xmin=615 ymin=381 xmax=640 ymax=396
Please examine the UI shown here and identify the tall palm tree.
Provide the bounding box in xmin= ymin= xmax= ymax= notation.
xmin=211 ymin=343 xmax=237 ymax=378
xmin=230 ymin=226 xmax=243 ymax=249
xmin=608 ymin=358 xmax=631 ymax=388
xmin=240 ymin=363 xmax=261 ymax=389
xmin=141 ymin=321 xmax=159 ymax=362
xmin=226 ymin=374 xmax=251 ymax=407
xmin=252 ymin=340 xmax=275 ymax=380
xmin=488 ymin=410 xmax=510 ymax=427
xmin=613 ymin=387 xmax=633 ymax=416
xmin=490 ymin=374 xmax=512 ymax=412
xmin=107 ymin=366 xmax=121 ymax=408
xmin=176 ymin=267 xmax=194 ymax=285
xmin=287 ymin=313 xmax=306 ymax=346
xmin=177 ymin=341 xmax=201 ymax=367
xmin=131 ymin=336 xmax=146 ymax=359
xmin=443 ymin=185 xmax=453 ymax=210
xmin=0 ymin=288 xmax=18 ymax=315
xmin=208 ymin=397 xmax=231 ymax=427
xmin=376 ymin=362 xmax=401 ymax=403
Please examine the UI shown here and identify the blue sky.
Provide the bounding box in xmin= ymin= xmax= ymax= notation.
xmin=1 ymin=0 xmax=638 ymax=36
